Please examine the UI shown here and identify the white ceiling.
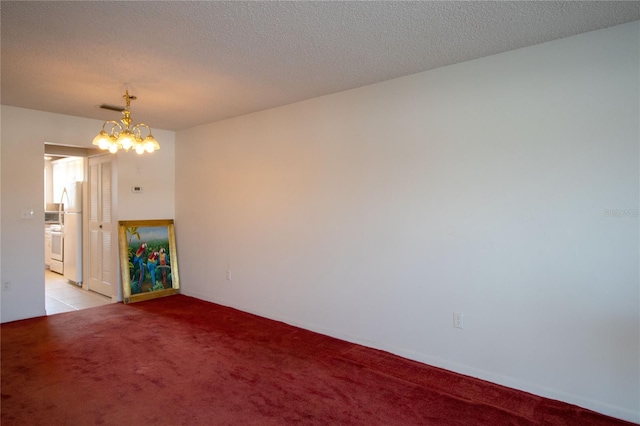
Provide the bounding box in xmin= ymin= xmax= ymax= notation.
xmin=2 ymin=1 xmax=638 ymax=131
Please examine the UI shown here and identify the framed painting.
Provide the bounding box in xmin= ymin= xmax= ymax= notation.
xmin=118 ymin=219 xmax=180 ymax=304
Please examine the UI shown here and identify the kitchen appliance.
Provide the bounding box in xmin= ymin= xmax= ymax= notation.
xmin=60 ymin=181 xmax=83 ymax=285
xmin=49 ymin=224 xmax=64 ymax=274
xmin=45 ymin=210 xmax=61 ymax=224
xmin=44 ymin=227 xmax=52 ymax=268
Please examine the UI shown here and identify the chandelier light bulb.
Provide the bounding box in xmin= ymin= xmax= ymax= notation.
xmin=92 ymin=130 xmax=111 ymax=150
xmin=143 ymin=135 xmax=160 ymax=153
xmin=108 ymin=143 xmax=118 ymax=154
xmin=118 ymin=129 xmax=135 ymax=151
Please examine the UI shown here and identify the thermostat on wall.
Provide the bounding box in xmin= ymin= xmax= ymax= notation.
xmin=132 ymin=186 xmax=143 ymax=193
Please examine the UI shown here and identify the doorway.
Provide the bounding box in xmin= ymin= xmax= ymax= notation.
xmin=44 ymin=144 xmax=117 ymax=314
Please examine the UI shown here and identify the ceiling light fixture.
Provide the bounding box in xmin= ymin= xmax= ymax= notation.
xmin=92 ymin=89 xmax=160 ymax=154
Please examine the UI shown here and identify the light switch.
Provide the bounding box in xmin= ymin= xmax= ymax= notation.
xmin=21 ymin=209 xmax=35 ymax=220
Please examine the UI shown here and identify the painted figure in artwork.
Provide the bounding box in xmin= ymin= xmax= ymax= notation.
xmin=148 ymin=251 xmax=159 ymax=287
xmin=133 ymin=242 xmax=147 ymax=285
xmin=159 ymin=247 xmax=169 ymax=286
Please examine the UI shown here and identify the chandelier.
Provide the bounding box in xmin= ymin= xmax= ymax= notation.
xmin=92 ymin=89 xmax=160 ymax=154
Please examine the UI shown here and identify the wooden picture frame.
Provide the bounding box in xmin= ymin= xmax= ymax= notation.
xmin=118 ymin=219 xmax=180 ymax=304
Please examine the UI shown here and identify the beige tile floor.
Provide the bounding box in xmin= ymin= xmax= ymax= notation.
xmin=45 ymin=269 xmax=112 ymax=315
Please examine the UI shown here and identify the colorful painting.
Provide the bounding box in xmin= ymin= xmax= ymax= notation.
xmin=118 ymin=219 xmax=180 ymax=304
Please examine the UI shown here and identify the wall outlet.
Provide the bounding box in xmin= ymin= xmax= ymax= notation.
xmin=2 ymin=281 xmax=11 ymax=291
xmin=453 ymin=312 xmax=464 ymax=329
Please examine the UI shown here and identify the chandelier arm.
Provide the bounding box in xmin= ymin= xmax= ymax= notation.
xmin=132 ymin=123 xmax=153 ymax=138
xmin=132 ymin=126 xmax=143 ymax=142
xmin=102 ymin=120 xmax=123 ymax=138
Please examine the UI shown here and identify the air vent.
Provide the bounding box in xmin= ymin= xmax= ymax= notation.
xmin=99 ymin=104 xmax=125 ymax=112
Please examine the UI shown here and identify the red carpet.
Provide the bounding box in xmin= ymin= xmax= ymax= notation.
xmin=1 ymin=295 xmax=635 ymax=425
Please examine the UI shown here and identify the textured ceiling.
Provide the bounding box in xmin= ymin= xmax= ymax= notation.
xmin=1 ymin=1 xmax=638 ymax=131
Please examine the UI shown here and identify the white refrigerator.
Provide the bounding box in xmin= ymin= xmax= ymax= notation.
xmin=61 ymin=181 xmax=83 ymax=285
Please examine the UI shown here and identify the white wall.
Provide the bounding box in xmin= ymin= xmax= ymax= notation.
xmin=116 ymin=142 xmax=176 ymax=220
xmin=175 ymin=22 xmax=639 ymax=422
xmin=0 ymin=106 xmax=175 ymax=322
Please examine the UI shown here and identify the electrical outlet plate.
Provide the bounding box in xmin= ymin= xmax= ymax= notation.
xmin=453 ymin=312 xmax=464 ymax=329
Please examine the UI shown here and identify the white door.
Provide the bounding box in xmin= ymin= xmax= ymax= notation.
xmin=87 ymin=155 xmax=116 ymax=298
